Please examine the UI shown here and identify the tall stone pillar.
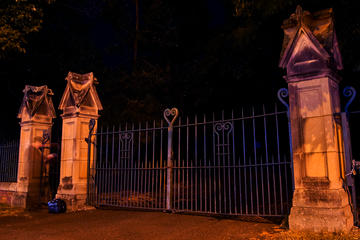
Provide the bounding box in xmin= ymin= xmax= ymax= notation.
xmin=279 ymin=6 xmax=353 ymax=232
xmin=56 ymin=72 xmax=102 ymax=211
xmin=14 ymin=85 xmax=56 ymax=208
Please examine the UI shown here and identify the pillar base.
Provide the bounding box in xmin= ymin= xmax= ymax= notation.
xmin=55 ymin=179 xmax=92 ymax=211
xmin=289 ymin=184 xmax=353 ymax=232
xmin=11 ymin=192 xmax=27 ymax=208
xmin=11 ymin=191 xmax=41 ymax=209
xmin=289 ymin=205 xmax=353 ymax=232
xmin=56 ymin=180 xmax=94 ymax=211
xmin=11 ymin=181 xmax=44 ymax=209
xmin=55 ymin=193 xmax=94 ymax=212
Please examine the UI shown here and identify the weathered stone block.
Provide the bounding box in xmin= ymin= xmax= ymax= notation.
xmin=289 ymin=204 xmax=353 ymax=232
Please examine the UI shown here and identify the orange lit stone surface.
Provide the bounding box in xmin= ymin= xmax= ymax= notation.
xmin=279 ymin=6 xmax=353 ymax=232
xmin=13 ymin=85 xmax=56 ymax=208
xmin=56 ymin=72 xmax=102 ymax=211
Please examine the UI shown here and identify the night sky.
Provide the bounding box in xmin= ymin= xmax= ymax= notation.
xmin=1 ymin=0 xmax=360 ymax=139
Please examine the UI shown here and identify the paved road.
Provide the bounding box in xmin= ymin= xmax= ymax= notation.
xmin=0 ymin=208 xmax=280 ymax=240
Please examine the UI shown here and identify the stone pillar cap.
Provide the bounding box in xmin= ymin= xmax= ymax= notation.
xmin=279 ymin=6 xmax=343 ymax=72
xmin=59 ymin=72 xmax=103 ymax=111
xmin=18 ymin=85 xmax=56 ymax=119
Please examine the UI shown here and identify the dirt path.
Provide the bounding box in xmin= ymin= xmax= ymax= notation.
xmin=0 ymin=208 xmax=281 ymax=240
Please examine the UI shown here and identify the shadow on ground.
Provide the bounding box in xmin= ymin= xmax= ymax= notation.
xmin=0 ymin=206 xmax=359 ymax=240
xmin=0 ymin=206 xmax=282 ymax=240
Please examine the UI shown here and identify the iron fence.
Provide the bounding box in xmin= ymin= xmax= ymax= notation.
xmin=87 ymin=92 xmax=293 ymax=216
xmin=0 ymin=140 xmax=19 ymax=182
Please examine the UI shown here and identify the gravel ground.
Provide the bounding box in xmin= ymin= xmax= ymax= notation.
xmin=0 ymin=208 xmax=281 ymax=240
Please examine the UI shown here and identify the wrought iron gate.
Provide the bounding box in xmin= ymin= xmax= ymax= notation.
xmin=39 ymin=130 xmax=61 ymax=203
xmin=339 ymin=86 xmax=360 ymax=225
xmin=87 ymin=92 xmax=293 ymax=216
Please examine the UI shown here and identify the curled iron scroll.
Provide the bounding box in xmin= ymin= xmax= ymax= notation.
xmin=86 ymin=119 xmax=96 ymax=144
xmin=343 ymin=86 xmax=356 ymax=113
xmin=277 ymin=88 xmax=289 ymax=110
xmin=120 ymin=132 xmax=133 ymax=141
xmin=214 ymin=121 xmax=233 ymax=135
xmin=164 ymin=108 xmax=179 ymax=127
xmin=42 ymin=130 xmax=50 ymax=145
xmin=89 ymin=119 xmax=96 ymax=134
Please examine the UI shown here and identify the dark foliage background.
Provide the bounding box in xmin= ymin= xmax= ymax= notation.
xmin=1 ymin=0 xmax=360 ymax=138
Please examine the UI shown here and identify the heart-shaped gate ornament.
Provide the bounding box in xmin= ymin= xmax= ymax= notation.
xmin=163 ymin=108 xmax=179 ymax=126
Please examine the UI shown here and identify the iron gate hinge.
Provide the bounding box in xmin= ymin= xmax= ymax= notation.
xmin=346 ymin=160 xmax=360 ymax=176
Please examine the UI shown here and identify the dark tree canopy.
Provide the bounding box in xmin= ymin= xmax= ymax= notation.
xmin=0 ymin=0 xmax=55 ymax=57
xmin=1 ymin=0 xmax=360 ymax=138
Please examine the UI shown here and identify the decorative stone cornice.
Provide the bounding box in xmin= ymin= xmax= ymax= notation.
xmin=279 ymin=6 xmax=343 ymax=74
xmin=59 ymin=72 xmax=103 ymax=112
xmin=17 ymin=85 xmax=56 ymax=119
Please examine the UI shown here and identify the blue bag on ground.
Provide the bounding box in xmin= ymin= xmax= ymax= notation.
xmin=48 ymin=199 xmax=66 ymax=213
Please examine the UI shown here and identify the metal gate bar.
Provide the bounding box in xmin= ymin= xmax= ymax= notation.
xmin=87 ymin=103 xmax=293 ymax=216
xmin=340 ymin=86 xmax=359 ymax=225
xmin=0 ymin=140 xmax=19 ymax=182
xmin=170 ymin=105 xmax=292 ymax=216
xmin=88 ymin=120 xmax=168 ymax=209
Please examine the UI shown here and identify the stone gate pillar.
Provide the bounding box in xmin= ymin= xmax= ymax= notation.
xmin=14 ymin=85 xmax=56 ymax=208
xmin=279 ymin=6 xmax=353 ymax=232
xmin=56 ymin=72 xmax=102 ymax=211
